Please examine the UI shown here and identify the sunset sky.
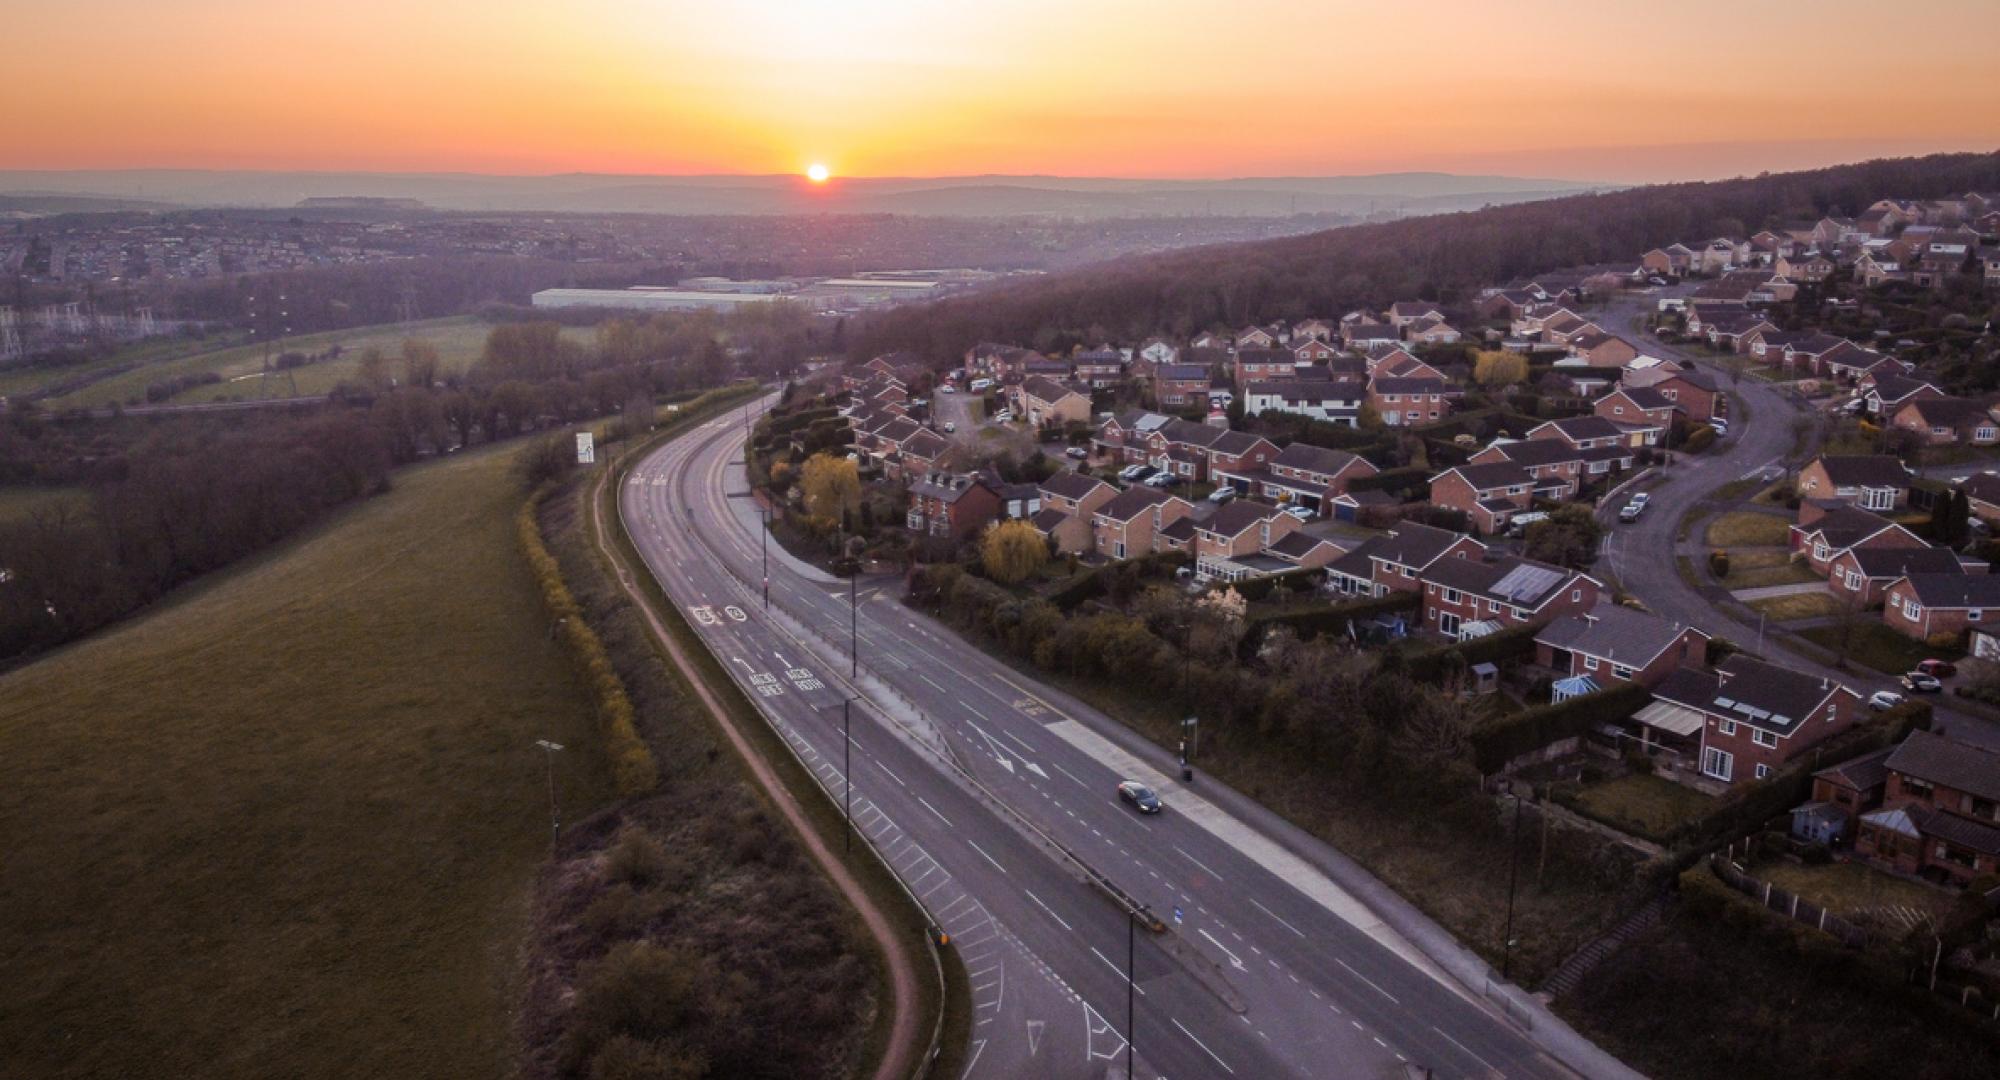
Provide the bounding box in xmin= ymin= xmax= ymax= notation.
xmin=7 ymin=0 xmax=1999 ymax=183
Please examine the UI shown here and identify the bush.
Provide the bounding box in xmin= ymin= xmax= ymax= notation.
xmin=1684 ymin=426 xmax=1718 ymax=453
xmin=1471 ymin=681 xmax=1651 ymax=773
xmin=1229 ymin=566 xmax=1321 ymax=602
xmin=1240 ymin=591 xmax=1420 ymax=652
xmin=1710 ymin=549 xmax=1730 ymax=578
xmin=1401 ymin=621 xmax=1540 ymax=682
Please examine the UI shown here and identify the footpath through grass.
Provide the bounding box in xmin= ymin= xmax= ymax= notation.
xmin=0 ymin=442 xmax=611 ymax=1079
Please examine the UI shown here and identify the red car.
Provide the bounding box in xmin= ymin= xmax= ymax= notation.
xmin=1916 ymin=659 xmax=1958 ymax=679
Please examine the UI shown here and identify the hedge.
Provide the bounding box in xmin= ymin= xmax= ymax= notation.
xmin=517 ymin=490 xmax=659 ymax=797
xmin=1241 ymin=590 xmax=1420 ymax=651
xmin=1044 ymin=551 xmax=1188 ymax=612
xmin=1401 ymin=621 xmax=1542 ymax=682
xmin=764 ymin=404 xmax=840 ymax=438
xmin=1472 ymin=681 xmax=1652 ymax=773
xmin=1226 ymin=566 xmax=1322 ymax=602
xmin=1346 ymin=466 xmax=1431 ymax=497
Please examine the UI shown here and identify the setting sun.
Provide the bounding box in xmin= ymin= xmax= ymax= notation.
xmin=806 ymin=163 xmax=830 ymax=183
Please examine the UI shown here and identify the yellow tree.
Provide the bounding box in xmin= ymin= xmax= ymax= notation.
xmin=798 ymin=453 xmax=861 ymax=524
xmin=1473 ymin=350 xmax=1529 ymax=386
xmin=980 ymin=520 xmax=1049 ymax=584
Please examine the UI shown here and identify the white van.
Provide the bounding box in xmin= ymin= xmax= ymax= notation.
xmin=969 ymin=378 xmax=994 ymax=393
xmin=1506 ymin=511 xmax=1550 ymax=538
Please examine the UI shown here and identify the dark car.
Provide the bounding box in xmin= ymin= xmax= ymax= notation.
xmin=1117 ymin=780 xmax=1162 ymax=814
xmin=1916 ymin=659 xmax=1957 ymax=679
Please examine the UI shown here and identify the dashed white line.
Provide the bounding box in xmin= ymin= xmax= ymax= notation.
xmin=916 ymin=796 xmax=954 ymax=828
xmin=967 ymin=839 xmax=1008 ymax=875
xmin=1023 ymin=889 xmax=1075 ymax=932
xmin=1337 ymin=958 xmax=1401 ymax=1005
xmin=1173 ymin=844 xmax=1226 ymax=881
xmin=1171 ymin=1018 xmax=1235 ymax=1075
xmin=1249 ymin=897 xmax=1307 ymax=939
xmin=1430 ymin=1025 xmax=1501 ymax=1075
xmin=1089 ymin=946 xmax=1145 ymax=994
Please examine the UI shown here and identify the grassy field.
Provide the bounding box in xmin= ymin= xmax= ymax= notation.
xmin=0 ymin=333 xmax=221 ymax=400
xmin=1705 ymin=511 xmax=1793 ymax=547
xmin=1567 ymin=772 xmax=1715 ymax=843
xmin=0 ymin=442 xmax=614 ymax=1079
xmin=0 ymin=485 xmax=91 ymax=526
xmin=1717 ymin=548 xmax=1820 ymax=589
xmin=38 ymin=318 xmax=593 ymax=408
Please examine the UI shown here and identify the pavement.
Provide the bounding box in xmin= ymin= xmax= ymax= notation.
xmin=622 ymin=399 xmax=1640 ymax=1079
xmin=1592 ymin=292 xmax=2000 ymax=752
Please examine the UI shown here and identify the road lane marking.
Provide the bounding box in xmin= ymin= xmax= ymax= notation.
xmin=1089 ymin=947 xmax=1145 ymax=994
xmin=1197 ymin=928 xmax=1245 ymax=971
xmin=967 ymin=839 xmax=1007 ymax=875
xmin=1171 ymin=1018 xmax=1235 ymax=1075
xmin=916 ymin=796 xmax=954 ymax=828
xmin=1023 ymin=889 xmax=1074 ymax=932
xmin=1430 ymin=1025 xmax=1500 ymax=1074
xmin=1249 ymin=897 xmax=1306 ymax=939
xmin=1336 ymin=957 xmax=1401 ymax=1005
xmin=1174 ymin=844 xmax=1226 ymax=881
xmin=870 ymin=758 xmax=907 ymax=787
xmin=1052 ymin=761 xmax=1090 ymax=788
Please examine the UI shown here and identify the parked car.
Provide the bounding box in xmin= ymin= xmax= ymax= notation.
xmin=1868 ymin=690 xmax=1906 ymax=711
xmin=939 ymin=384 xmax=955 ymax=394
xmin=1207 ymin=487 xmax=1237 ymax=504
xmin=1630 ymin=492 xmax=1651 ymax=509
xmin=1507 ymin=511 xmax=1550 ymax=538
xmin=1116 ymin=780 xmax=1162 ymax=814
xmin=1647 ymin=276 xmax=1668 ymax=286
xmin=1146 ymin=472 xmax=1184 ymax=488
xmin=1901 ymin=671 xmax=1943 ymax=693
xmin=1618 ymin=501 xmax=1646 ymax=523
xmin=993 ymin=409 xmax=1013 ymax=423
xmin=969 ymin=378 xmax=994 ymax=392
xmin=1119 ymin=464 xmax=1150 ymax=482
xmin=1708 ymin=418 xmax=1728 ymax=436
xmin=1065 ymin=446 xmax=1088 ymax=460
xmin=1916 ymin=659 xmax=1958 ymax=678
xmin=1282 ymin=505 xmax=1314 ymax=522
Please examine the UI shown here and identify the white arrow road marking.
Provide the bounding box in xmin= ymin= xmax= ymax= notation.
xmin=1025 ymin=762 xmax=1049 ymax=780
xmin=1026 ymin=1019 xmax=1045 ymax=1057
xmin=1199 ymin=927 xmax=1246 ymax=971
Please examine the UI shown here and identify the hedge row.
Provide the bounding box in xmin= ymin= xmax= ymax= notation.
xmin=1400 ymin=621 xmax=1542 ymax=682
xmin=1045 ymin=550 xmax=1188 ymax=612
xmin=1472 ymin=681 xmax=1652 ymax=773
xmin=1226 ymin=566 xmax=1322 ymax=602
xmin=517 ymin=491 xmax=660 ymax=797
xmin=1346 ymin=466 xmax=1431 ymax=497
xmin=1242 ymin=590 xmax=1421 ymax=650
xmin=764 ymin=404 xmax=840 ymax=438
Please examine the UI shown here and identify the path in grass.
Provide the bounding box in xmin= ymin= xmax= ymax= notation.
xmin=0 ymin=443 xmax=611 ymax=1079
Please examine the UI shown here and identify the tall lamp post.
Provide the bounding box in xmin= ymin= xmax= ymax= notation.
xmin=534 ymin=739 xmax=565 ymax=844
xmin=1502 ymin=789 xmax=1524 ymax=980
xmin=760 ymin=504 xmax=771 ymax=609
xmin=840 ymin=695 xmax=860 ymax=854
xmin=849 ymin=565 xmax=859 ymax=679
xmin=1127 ymin=908 xmax=1136 ymax=1080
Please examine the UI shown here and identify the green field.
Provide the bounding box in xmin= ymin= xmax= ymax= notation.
xmin=0 ymin=333 xmax=223 ymax=401
xmin=0 ymin=485 xmax=91 ymax=526
xmin=0 ymin=443 xmax=612 ymax=1079
xmin=33 ymin=317 xmax=595 ymax=408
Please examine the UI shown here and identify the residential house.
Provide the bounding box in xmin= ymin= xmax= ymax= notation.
xmin=1017 ymin=376 xmax=1092 ymax=429
xmin=1960 ymin=473 xmax=2000 ymax=526
xmin=1233 ymin=347 xmax=1298 ymax=386
xmin=1071 ymin=349 xmax=1125 ymax=389
xmin=1327 ymin=523 xmax=1487 ymax=597
xmin=1861 ymin=373 xmax=1946 ymax=417
xmin=1652 ymin=655 xmax=1862 ymax=787
xmin=1216 ymin=442 xmax=1379 ymax=516
xmin=1292 ymin=318 xmax=1335 ymax=343
xmin=1192 ymin=500 xmax=1302 ymax=582
xmin=1429 ymin=462 xmax=1564 ymax=536
xmin=1883 ymin=574 xmax=2000 ymax=642
xmin=1796 ymin=455 xmax=1911 ymax=512
xmin=1137 ymin=338 xmax=1180 ymax=371
xmin=1855 ymin=252 xmax=1905 ymax=287
xmin=1641 ymin=244 xmax=1696 ymax=277
xmin=1153 ymin=363 xmax=1212 ymax=407
xmin=1032 ymin=471 xmax=1118 ymax=555
xmin=1469 ymin=438 xmax=1634 ymax=498
xmin=1889 ymin=396 xmax=2000 ymax=447
xmin=1290 ymin=337 xmax=1340 ymax=363
xmin=893 ymin=428 xmax=953 ymax=480
xmin=1568 ymin=331 xmax=1639 ymax=368
xmin=1367 ymin=376 xmax=1454 ymax=426
xmin=1342 ymin=320 xmax=1401 ymax=350
xmin=1775 ymin=252 xmax=1835 ymax=283
xmin=1621 ymin=364 xmax=1722 ymax=423
xmin=1791 ymin=504 xmax=1926 ymax=576
xmin=1857 ymin=731 xmax=2000 ymax=885
xmin=1091 ymin=487 xmax=1193 ymax=560
xmin=1234 ymin=325 xmax=1279 ymax=350
xmin=1527 ymin=415 xmax=1631 ymax=451
xmin=1808 ymin=746 xmax=1896 ymax=841
xmin=905 ymin=472 xmax=1003 ymax=541
xmin=1388 ymin=301 xmax=1445 ymax=327
xmin=1418 ymin=555 xmax=1601 ymax=639
xmin=1242 ymin=379 xmax=1367 ymax=424
xmin=1827 ymin=545 xmax=1971 ymax=608
xmin=1534 ymin=607 xmax=1709 ymax=692
xmin=1405 ymin=315 xmax=1462 ymax=345
xmin=1593 ymin=387 xmax=1678 ymax=444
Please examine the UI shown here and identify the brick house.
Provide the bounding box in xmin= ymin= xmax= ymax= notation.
xmin=1367 ymin=376 xmax=1454 ymax=426
xmin=1071 ymin=348 xmax=1125 ymax=388
xmin=1622 ymin=363 xmax=1721 ymax=422
xmin=1856 ymin=730 xmax=2000 ymax=885
xmin=1826 ymin=544 xmax=1970 ymax=608
xmin=1882 ymin=573 xmax=2000 ymax=642
xmin=1192 ymin=500 xmax=1301 ymax=581
xmin=1232 ymin=347 xmax=1298 ymax=386
xmin=893 ymin=428 xmax=953 ymax=480
xmin=1154 ymin=363 xmax=1212 ymax=407
xmin=1429 ymin=462 xmax=1567 ymax=535
xmin=1417 ymin=556 xmax=1601 ymax=639
xmin=1527 ymin=415 xmax=1630 ymax=451
xmin=1861 ymin=374 xmax=1947 ymax=418
xmin=1327 ymin=523 xmax=1487 ymax=597
xmin=1090 ymin=410 xmax=1172 ymax=465
xmin=1593 ymin=387 xmax=1678 ymax=444
xmin=1808 ymin=746 xmax=1895 ymax=841
xmin=1290 ymin=338 xmax=1340 ymax=363
xmin=1389 ymin=300 xmax=1445 ymax=327
xmin=1791 ymin=505 xmax=1926 ymax=576
xmin=1534 ymin=607 xmax=1709 ymax=690
xmin=1091 ymin=487 xmax=1192 ymax=560
xmin=1796 ymin=455 xmax=1911 ymax=512
xmin=1215 ymin=442 xmax=1378 ymax=516
xmin=905 ymin=472 xmax=1003 ymax=541
xmin=1889 ymin=396 xmax=2000 ymax=447
xmin=1569 ymin=331 xmax=1640 ymax=368
xmin=1205 ymin=430 xmax=1281 ymax=480
xmin=1652 ymin=655 xmax=1862 ymax=788
xmin=1031 ymin=471 xmax=1117 ymax=555
xmin=1469 ymin=438 xmax=1634 ymax=497
xmin=1961 ymin=473 xmax=2000 ymax=526
xmin=1016 ymin=375 xmax=1092 ymax=429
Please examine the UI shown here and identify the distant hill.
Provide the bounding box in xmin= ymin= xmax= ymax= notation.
xmin=0 ymin=169 xmax=1604 ymax=219
xmin=846 ymin=150 xmax=2000 ymax=360
xmin=0 ymin=192 xmax=181 ymax=216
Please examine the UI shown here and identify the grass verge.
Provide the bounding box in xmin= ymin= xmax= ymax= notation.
xmin=1744 ymin=590 xmax=1844 ymax=622
xmin=1798 ymin=622 xmax=1955 ymax=676
xmin=1565 ymin=773 xmax=1714 ymax=844
xmin=0 ymin=441 xmax=613 ymax=1080
xmin=593 ymin=404 xmax=954 ymax=1078
xmin=1705 ymin=511 xmax=1793 ymax=547
xmin=1749 ymin=859 xmax=1953 ymax=919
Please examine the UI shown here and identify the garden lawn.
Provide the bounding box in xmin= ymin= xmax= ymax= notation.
xmin=1797 ymin=622 xmax=1959 ymax=676
xmin=0 ymin=442 xmax=612 ymax=1080
xmin=1752 ymin=859 xmax=1953 ymax=919
xmin=1718 ymin=549 xmax=1819 ymax=589
xmin=1745 ymin=590 xmax=1844 ymax=622
xmin=1705 ymin=511 xmax=1793 ymax=547
xmin=1567 ymin=772 xmax=1714 ymax=843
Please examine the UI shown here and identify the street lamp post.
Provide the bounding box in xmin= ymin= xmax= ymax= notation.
xmin=841 ymin=696 xmax=858 ymax=854
xmin=1502 ymin=790 xmax=1523 ymax=980
xmin=760 ymin=505 xmax=771 ymax=609
xmin=534 ymin=739 xmax=565 ymax=844
xmin=1127 ymin=907 xmax=1136 ymax=1080
xmin=850 ymin=567 xmax=859 ymax=679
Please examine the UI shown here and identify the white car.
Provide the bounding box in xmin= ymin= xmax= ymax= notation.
xmin=1708 ymin=418 xmax=1728 ymax=436
xmin=1630 ymin=492 xmax=1651 ymax=509
xmin=1282 ymin=505 xmax=1314 ymax=522
xmin=939 ymin=384 xmax=955 ymax=394
xmin=1868 ymin=690 xmax=1905 ymax=711
xmin=943 ymin=421 xmax=956 ymax=433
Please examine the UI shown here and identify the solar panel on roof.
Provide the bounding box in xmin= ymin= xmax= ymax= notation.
xmin=1491 ymin=563 xmax=1564 ymax=602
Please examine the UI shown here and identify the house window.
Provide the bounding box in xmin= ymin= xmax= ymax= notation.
xmin=1720 ymin=719 xmax=1738 ymax=736
xmin=1755 ymin=764 xmax=1772 ymax=780
xmin=1813 ymin=543 xmax=1828 ymax=561
xmin=1703 ymin=747 xmax=1735 ymax=782
xmin=1584 ymin=656 xmax=1600 ymax=671
xmin=1974 ymin=610 xmax=1985 ymax=622
xmin=1845 ymin=571 xmax=1862 ymax=590
xmin=1570 ymin=589 xmax=1582 ymax=602
xmin=1612 ymin=664 xmax=1634 ymax=679
xmin=1752 ymin=729 xmax=1778 ymax=748
xmin=1904 ymin=597 xmax=1922 ymax=619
